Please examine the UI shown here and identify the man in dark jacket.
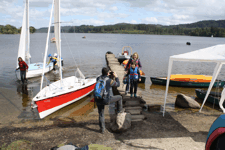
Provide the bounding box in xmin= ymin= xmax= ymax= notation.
xmin=16 ymin=57 xmax=28 ymax=84
xmin=95 ymin=67 xmax=124 ymax=133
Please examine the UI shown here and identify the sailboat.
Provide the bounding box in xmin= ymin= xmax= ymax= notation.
xmin=31 ymin=0 xmax=96 ymax=119
xmin=16 ymin=0 xmax=53 ymax=80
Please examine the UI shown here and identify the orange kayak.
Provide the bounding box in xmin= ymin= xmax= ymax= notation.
xmin=168 ymin=74 xmax=212 ymax=83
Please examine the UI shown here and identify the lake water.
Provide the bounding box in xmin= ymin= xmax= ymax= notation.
xmin=0 ymin=33 xmax=225 ymax=123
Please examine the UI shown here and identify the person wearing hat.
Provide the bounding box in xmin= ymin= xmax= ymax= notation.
xmin=54 ymin=53 xmax=63 ymax=66
xmin=47 ymin=54 xmax=58 ymax=71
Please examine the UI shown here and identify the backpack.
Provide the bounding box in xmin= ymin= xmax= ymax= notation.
xmin=94 ymin=76 xmax=108 ymax=100
xmin=123 ymin=75 xmax=128 ymax=84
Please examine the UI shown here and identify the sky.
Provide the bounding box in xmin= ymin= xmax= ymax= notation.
xmin=1 ymin=0 xmax=225 ymax=29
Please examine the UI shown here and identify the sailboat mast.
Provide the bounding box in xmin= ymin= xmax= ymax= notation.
xmin=40 ymin=0 xmax=55 ymax=90
xmin=58 ymin=0 xmax=63 ymax=85
xmin=26 ymin=0 xmax=30 ymax=65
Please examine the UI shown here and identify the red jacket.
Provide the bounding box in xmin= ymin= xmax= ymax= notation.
xmin=18 ymin=61 xmax=28 ymax=71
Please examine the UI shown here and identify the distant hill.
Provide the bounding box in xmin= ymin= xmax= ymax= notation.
xmin=165 ymin=20 xmax=225 ymax=29
xmin=35 ymin=27 xmax=48 ymax=33
xmin=35 ymin=20 xmax=225 ymax=37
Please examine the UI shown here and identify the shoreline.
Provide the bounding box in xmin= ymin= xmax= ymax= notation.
xmin=0 ymin=53 xmax=223 ymax=149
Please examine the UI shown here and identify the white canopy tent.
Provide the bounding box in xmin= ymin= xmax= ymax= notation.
xmin=163 ymin=44 xmax=225 ymax=116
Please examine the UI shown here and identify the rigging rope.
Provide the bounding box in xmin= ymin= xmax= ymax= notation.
xmin=62 ymin=31 xmax=79 ymax=69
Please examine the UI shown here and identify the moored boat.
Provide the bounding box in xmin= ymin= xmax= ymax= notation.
xmin=195 ymin=89 xmax=225 ymax=107
xmin=32 ymin=76 xmax=96 ymax=118
xmin=50 ymin=37 xmax=56 ymax=43
xmin=150 ymin=74 xmax=225 ymax=87
xmin=139 ymin=71 xmax=146 ymax=83
xmin=116 ymin=46 xmax=132 ymax=64
xmin=16 ymin=0 xmax=53 ymax=80
xmin=31 ymin=0 xmax=96 ymax=119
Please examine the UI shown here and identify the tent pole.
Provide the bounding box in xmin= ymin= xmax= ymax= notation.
xmin=199 ymin=62 xmax=222 ymax=112
xmin=219 ymin=88 xmax=225 ymax=113
xmin=163 ymin=59 xmax=173 ymax=117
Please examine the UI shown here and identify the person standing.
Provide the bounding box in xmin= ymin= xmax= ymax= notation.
xmin=94 ymin=67 xmax=124 ymax=133
xmin=124 ymin=52 xmax=142 ymax=95
xmin=125 ymin=61 xmax=141 ymax=97
xmin=16 ymin=57 xmax=28 ymax=84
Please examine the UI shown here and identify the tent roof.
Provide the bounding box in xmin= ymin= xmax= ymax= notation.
xmin=170 ymin=44 xmax=225 ymax=62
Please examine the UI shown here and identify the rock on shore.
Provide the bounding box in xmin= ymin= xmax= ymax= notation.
xmin=175 ymin=93 xmax=200 ymax=109
xmin=110 ymin=112 xmax=132 ymax=132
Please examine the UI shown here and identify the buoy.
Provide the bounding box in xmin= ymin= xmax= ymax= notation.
xmin=186 ymin=42 xmax=191 ymax=45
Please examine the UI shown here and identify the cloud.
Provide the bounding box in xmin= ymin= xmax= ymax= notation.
xmin=1 ymin=0 xmax=225 ymax=28
xmin=69 ymin=18 xmax=105 ymax=26
xmin=123 ymin=0 xmax=225 ymax=25
xmin=130 ymin=20 xmax=137 ymax=24
xmin=109 ymin=6 xmax=118 ymax=11
xmin=142 ymin=17 xmax=158 ymax=24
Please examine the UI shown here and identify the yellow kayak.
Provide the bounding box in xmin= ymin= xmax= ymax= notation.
xmin=169 ymin=74 xmax=212 ymax=83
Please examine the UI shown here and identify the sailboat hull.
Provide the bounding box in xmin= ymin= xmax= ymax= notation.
xmin=16 ymin=62 xmax=53 ymax=80
xmin=32 ymin=76 xmax=96 ymax=118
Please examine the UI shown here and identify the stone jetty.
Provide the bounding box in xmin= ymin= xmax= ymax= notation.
xmin=105 ymin=53 xmax=146 ymax=122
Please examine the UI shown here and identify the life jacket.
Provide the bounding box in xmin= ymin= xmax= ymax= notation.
xmin=128 ymin=59 xmax=139 ymax=69
xmin=130 ymin=67 xmax=138 ymax=80
xmin=50 ymin=57 xmax=58 ymax=62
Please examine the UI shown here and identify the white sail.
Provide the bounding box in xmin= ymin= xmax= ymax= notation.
xmin=17 ymin=0 xmax=30 ymax=68
xmin=17 ymin=3 xmax=27 ymax=68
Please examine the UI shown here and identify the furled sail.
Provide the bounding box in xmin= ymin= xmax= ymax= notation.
xmin=54 ymin=0 xmax=63 ymax=81
xmin=54 ymin=0 xmax=60 ymax=60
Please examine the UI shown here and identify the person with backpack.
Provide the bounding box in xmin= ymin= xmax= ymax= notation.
xmin=16 ymin=57 xmax=28 ymax=84
xmin=125 ymin=61 xmax=141 ymax=98
xmin=124 ymin=52 xmax=142 ymax=95
xmin=94 ymin=67 xmax=124 ymax=134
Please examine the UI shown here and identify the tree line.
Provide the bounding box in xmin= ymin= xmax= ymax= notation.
xmin=0 ymin=24 xmax=36 ymax=34
xmin=63 ymin=23 xmax=225 ymax=37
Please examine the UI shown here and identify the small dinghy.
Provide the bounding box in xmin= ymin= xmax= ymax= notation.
xmin=150 ymin=74 xmax=225 ymax=87
xmin=51 ymin=37 xmax=56 ymax=43
xmin=116 ymin=46 xmax=132 ymax=64
xmin=195 ymin=89 xmax=225 ymax=107
xmin=16 ymin=0 xmax=53 ymax=80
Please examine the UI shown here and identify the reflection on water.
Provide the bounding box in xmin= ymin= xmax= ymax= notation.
xmin=138 ymin=83 xmax=145 ymax=90
xmin=43 ymin=93 xmax=96 ymax=120
xmin=17 ymin=84 xmax=29 ymax=107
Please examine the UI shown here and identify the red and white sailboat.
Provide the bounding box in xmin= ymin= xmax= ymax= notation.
xmin=31 ymin=0 xmax=96 ymax=119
